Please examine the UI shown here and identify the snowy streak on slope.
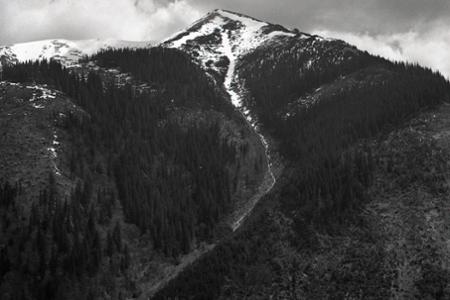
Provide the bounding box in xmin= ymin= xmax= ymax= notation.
xmin=205 ymin=11 xmax=278 ymax=230
xmin=220 ymin=32 xmax=241 ymax=107
xmin=165 ymin=9 xmax=294 ymax=230
xmin=221 ymin=29 xmax=277 ymax=230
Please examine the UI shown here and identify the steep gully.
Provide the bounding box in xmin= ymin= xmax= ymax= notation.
xmin=221 ymin=32 xmax=277 ymax=231
xmin=49 ymin=49 xmax=277 ymax=297
xmin=141 ymin=31 xmax=279 ymax=298
xmin=143 ymin=33 xmax=279 ymax=298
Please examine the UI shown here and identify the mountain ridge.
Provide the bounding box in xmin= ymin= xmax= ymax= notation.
xmin=0 ymin=38 xmax=152 ymax=67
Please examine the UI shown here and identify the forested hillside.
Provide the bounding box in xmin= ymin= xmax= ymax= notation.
xmin=3 ymin=53 xmax=238 ymax=255
xmin=0 ymin=47 xmax=267 ymax=298
xmin=238 ymin=40 xmax=450 ymax=227
xmin=91 ymin=48 xmax=233 ymax=113
xmin=2 ymin=9 xmax=450 ymax=299
xmin=155 ymin=38 xmax=450 ymax=298
xmin=0 ymin=176 xmax=129 ymax=299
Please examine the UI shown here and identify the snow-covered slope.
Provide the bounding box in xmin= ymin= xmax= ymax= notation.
xmin=163 ymin=9 xmax=304 ymax=81
xmin=0 ymin=38 xmax=152 ymax=66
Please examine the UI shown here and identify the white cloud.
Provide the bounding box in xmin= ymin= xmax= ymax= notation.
xmin=0 ymin=0 xmax=202 ymax=44
xmin=315 ymin=24 xmax=450 ymax=79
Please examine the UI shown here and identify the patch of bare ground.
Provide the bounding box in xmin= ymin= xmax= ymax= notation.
xmin=0 ymin=81 xmax=85 ymax=213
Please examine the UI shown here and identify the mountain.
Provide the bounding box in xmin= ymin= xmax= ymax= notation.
xmin=155 ymin=10 xmax=450 ymax=300
xmin=161 ymin=8 xmax=370 ymax=140
xmin=1 ymin=9 xmax=450 ymax=300
xmin=164 ymin=9 xmax=365 ymax=111
xmin=0 ymin=38 xmax=152 ymax=66
xmin=163 ymin=9 xmax=299 ymax=84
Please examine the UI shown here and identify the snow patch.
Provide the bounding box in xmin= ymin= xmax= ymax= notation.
xmin=221 ymin=32 xmax=242 ymax=107
xmin=28 ymin=85 xmax=57 ymax=108
xmin=31 ymin=103 xmax=45 ymax=109
xmin=48 ymin=131 xmax=62 ymax=176
xmin=53 ymin=134 xmax=60 ymax=146
xmin=47 ymin=147 xmax=57 ymax=158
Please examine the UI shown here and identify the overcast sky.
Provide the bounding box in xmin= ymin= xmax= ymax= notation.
xmin=1 ymin=0 xmax=449 ymax=78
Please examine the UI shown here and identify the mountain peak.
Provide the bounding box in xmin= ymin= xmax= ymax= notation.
xmin=162 ymin=9 xmax=304 ymax=84
xmin=163 ymin=9 xmax=296 ymax=50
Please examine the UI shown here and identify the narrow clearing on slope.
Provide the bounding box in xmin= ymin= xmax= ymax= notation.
xmin=221 ymin=31 xmax=277 ymax=231
xmin=142 ymin=30 xmax=280 ymax=297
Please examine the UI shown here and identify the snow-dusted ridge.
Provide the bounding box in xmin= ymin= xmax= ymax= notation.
xmin=163 ymin=9 xmax=339 ymax=81
xmin=0 ymin=38 xmax=152 ymax=67
xmin=163 ymin=9 xmax=298 ymax=58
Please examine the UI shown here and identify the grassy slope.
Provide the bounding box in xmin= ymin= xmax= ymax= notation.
xmin=0 ymin=82 xmax=84 ymax=207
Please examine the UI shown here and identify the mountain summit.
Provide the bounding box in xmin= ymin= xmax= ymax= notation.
xmin=161 ymin=9 xmax=351 ymax=110
xmin=164 ymin=9 xmax=300 ymax=51
xmin=163 ymin=9 xmax=305 ymax=86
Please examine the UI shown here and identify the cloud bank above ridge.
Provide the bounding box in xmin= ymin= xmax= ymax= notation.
xmin=1 ymin=0 xmax=449 ymax=77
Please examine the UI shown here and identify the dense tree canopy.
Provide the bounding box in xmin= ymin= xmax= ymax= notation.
xmin=155 ymin=41 xmax=450 ymax=298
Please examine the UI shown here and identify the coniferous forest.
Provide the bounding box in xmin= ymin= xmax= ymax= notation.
xmin=154 ymin=45 xmax=450 ymax=298
xmin=0 ymin=176 xmax=128 ymax=299
xmin=0 ymin=48 xmax=248 ymax=298
xmin=3 ymin=49 xmax=238 ymax=256
xmin=240 ymin=45 xmax=450 ymax=228
xmin=1 ymin=40 xmax=450 ymax=299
